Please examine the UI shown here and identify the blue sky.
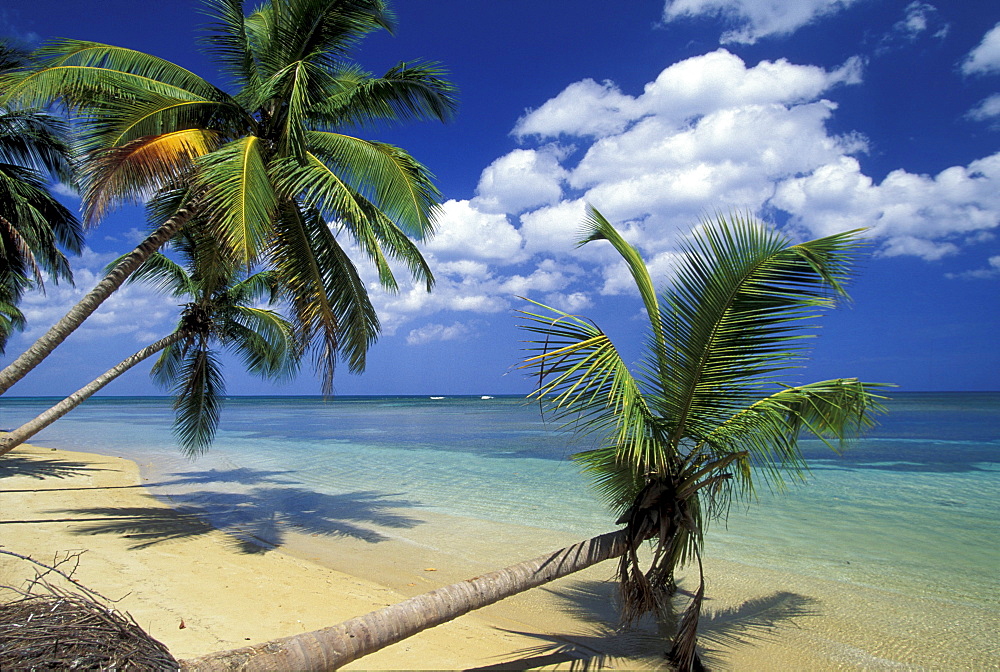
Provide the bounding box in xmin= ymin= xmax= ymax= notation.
xmin=2 ymin=0 xmax=999 ymax=396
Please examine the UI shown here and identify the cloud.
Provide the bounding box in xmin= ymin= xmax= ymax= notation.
xmin=405 ymin=321 xmax=480 ymax=345
xmin=423 ymin=199 xmax=524 ymax=262
xmin=13 ymin=248 xmax=181 ymax=347
xmin=661 ymin=0 xmax=860 ymax=44
xmin=961 ymin=22 xmax=1000 ymax=76
xmin=473 ymin=146 xmax=570 ymax=214
xmin=946 ymin=255 xmax=1000 ymax=279
xmin=773 ymin=154 xmax=1000 ymax=259
xmin=877 ymin=2 xmax=949 ymax=53
xmin=349 ymin=47 xmax=1000 ymax=339
xmin=50 ymin=182 xmax=79 ymax=198
xmin=968 ymin=94 xmax=1000 ymax=122
xmin=516 ymin=50 xmax=862 ymax=141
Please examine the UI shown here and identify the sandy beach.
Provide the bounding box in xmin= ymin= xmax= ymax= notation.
xmin=2 ymin=443 xmax=997 ymax=670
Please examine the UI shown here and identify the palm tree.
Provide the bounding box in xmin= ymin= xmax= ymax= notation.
xmin=0 ymin=225 xmax=299 ymax=457
xmin=0 ymin=0 xmax=456 ymax=394
xmin=0 ymin=38 xmax=83 ymax=352
xmin=179 ymin=209 xmax=888 ymax=671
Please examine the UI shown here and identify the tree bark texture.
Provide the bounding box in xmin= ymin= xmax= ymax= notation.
xmin=0 ymin=331 xmax=185 ymax=456
xmin=0 ymin=206 xmax=195 ymax=396
xmin=180 ymin=529 xmax=629 ymax=671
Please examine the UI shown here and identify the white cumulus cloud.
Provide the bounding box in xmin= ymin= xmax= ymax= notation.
xmin=473 ymin=146 xmax=570 ymax=214
xmin=423 ymin=199 xmax=524 ymax=262
xmin=774 ymin=154 xmax=1000 ymax=259
xmin=962 ymin=22 xmax=1000 ymax=76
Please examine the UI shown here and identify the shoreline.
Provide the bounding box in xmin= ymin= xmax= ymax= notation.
xmin=2 ymin=443 xmax=998 ymax=669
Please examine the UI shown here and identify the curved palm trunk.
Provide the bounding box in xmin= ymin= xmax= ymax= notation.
xmin=180 ymin=529 xmax=629 ymax=671
xmin=0 ymin=205 xmax=196 ymax=396
xmin=0 ymin=331 xmax=185 ymax=456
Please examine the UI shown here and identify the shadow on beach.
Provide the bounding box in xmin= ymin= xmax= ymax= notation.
xmin=0 ymin=453 xmax=113 ymax=483
xmin=470 ymin=579 xmax=819 ymax=670
xmin=40 ymin=466 xmax=424 ymax=554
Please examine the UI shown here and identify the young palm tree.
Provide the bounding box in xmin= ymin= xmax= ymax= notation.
xmin=0 ymin=38 xmax=83 ymax=352
xmin=517 ymin=208 xmax=888 ymax=669
xmin=0 ymin=226 xmax=299 ymax=457
xmin=180 ymin=209 xmax=887 ymax=672
xmin=0 ymin=0 xmax=456 ymax=394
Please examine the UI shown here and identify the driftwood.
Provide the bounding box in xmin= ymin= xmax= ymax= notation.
xmin=0 ymin=549 xmax=177 ymax=671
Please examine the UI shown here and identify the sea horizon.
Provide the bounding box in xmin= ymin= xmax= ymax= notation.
xmin=2 ymin=391 xmax=997 ymax=611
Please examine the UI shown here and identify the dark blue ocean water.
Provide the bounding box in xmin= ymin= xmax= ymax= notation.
xmin=2 ymin=392 xmax=997 ymax=610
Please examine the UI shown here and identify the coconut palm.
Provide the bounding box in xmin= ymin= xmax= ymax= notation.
xmin=0 ymin=38 xmax=83 ymax=352
xmin=0 ymin=225 xmax=299 ymax=457
xmin=0 ymin=0 xmax=456 ymax=394
xmin=180 ymin=209 xmax=888 ymax=672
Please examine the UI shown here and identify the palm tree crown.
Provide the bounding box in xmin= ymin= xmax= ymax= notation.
xmin=0 ymin=0 xmax=456 ymax=392
xmin=519 ymin=208 xmax=888 ymax=669
xmin=0 ymin=38 xmax=83 ymax=352
xmin=128 ymin=226 xmax=300 ymax=454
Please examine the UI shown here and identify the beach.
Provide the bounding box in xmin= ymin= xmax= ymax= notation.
xmin=3 ymin=441 xmax=997 ymax=670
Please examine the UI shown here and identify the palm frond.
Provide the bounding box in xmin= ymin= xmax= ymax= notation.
xmin=171 ymin=344 xmax=225 ymax=456
xmin=199 ymin=0 xmax=262 ymax=90
xmin=658 ymin=213 xmax=867 ymax=445
xmin=270 ymin=203 xmax=378 ymax=390
xmin=304 ymin=132 xmax=439 ymax=238
xmin=3 ymin=39 xmax=224 ymax=107
xmin=311 ymin=60 xmax=457 ymax=128
xmin=518 ymin=298 xmax=662 ymax=475
xmin=195 ymin=135 xmax=277 ymax=264
xmin=81 ymin=129 xmax=218 ymax=225
xmin=0 ymin=107 xmax=75 ymax=182
xmin=698 ymin=379 xmax=891 ymax=498
xmin=219 ymin=305 xmax=300 ymax=380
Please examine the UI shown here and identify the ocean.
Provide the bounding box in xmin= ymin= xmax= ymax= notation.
xmin=2 ymin=391 xmax=998 ymax=618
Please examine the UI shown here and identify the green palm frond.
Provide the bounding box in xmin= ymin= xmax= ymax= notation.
xmin=311 ymin=61 xmax=457 ymax=128
xmin=219 ymin=305 xmax=300 ymax=380
xmin=248 ymin=0 xmax=393 ymax=78
xmin=0 ymin=164 xmax=80 ymax=281
xmin=304 ymin=131 xmax=439 ymax=237
xmin=199 ymin=0 xmax=262 ymax=90
xmin=658 ymin=213 xmax=867 ymax=444
xmin=4 ymin=40 xmax=225 ymax=106
xmin=518 ymin=298 xmax=661 ymax=474
xmin=0 ymin=108 xmax=75 ymax=182
xmin=171 ymin=344 xmax=225 ymax=456
xmin=698 ymin=379 xmax=890 ymax=496
xmin=352 ymin=202 xmax=435 ymax=291
xmin=112 ymin=251 xmax=194 ymax=297
xmin=195 ymin=135 xmax=278 ymax=264
xmin=270 ymin=204 xmax=378 ymax=389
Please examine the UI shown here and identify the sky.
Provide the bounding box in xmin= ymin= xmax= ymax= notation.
xmin=1 ymin=0 xmax=998 ymax=397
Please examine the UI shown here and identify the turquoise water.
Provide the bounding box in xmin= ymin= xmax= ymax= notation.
xmin=2 ymin=392 xmax=997 ymax=612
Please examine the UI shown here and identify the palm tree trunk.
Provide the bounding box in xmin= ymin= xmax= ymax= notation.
xmin=180 ymin=529 xmax=630 ymax=671
xmin=0 ymin=331 xmax=185 ymax=456
xmin=0 ymin=204 xmax=196 ymax=396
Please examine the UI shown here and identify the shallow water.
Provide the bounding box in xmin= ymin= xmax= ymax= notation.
xmin=3 ymin=392 xmax=997 ymax=616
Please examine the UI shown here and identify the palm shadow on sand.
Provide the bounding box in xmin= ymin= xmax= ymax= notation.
xmin=468 ymin=579 xmax=819 ymax=671
xmin=0 ymin=453 xmax=114 ymax=483
xmin=46 ymin=467 xmax=424 ymax=554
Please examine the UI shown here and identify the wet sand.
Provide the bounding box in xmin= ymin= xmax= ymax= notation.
xmin=1 ymin=443 xmax=997 ymax=669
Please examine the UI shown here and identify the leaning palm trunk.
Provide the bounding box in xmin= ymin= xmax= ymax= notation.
xmin=0 ymin=331 xmax=185 ymax=456
xmin=0 ymin=205 xmax=196 ymax=395
xmin=180 ymin=530 xmax=630 ymax=672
